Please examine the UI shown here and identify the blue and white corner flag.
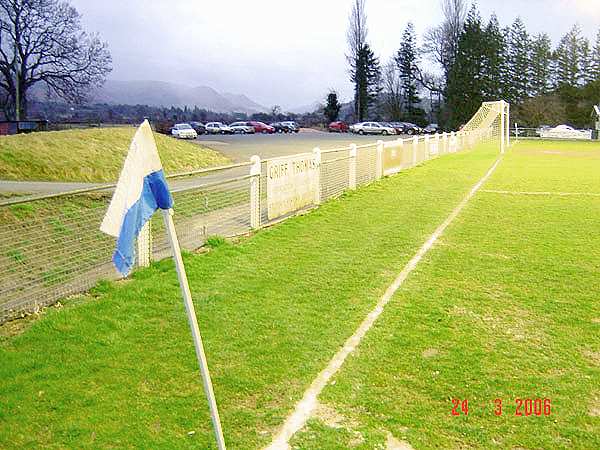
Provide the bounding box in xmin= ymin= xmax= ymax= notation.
xmin=100 ymin=120 xmax=173 ymax=276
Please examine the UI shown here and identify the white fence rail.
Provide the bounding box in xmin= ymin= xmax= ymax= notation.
xmin=0 ymin=130 xmax=485 ymax=322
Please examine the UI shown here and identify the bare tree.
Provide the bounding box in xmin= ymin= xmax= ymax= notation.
xmin=422 ymin=0 xmax=468 ymax=80
xmin=0 ymin=0 xmax=112 ymax=119
xmin=381 ymin=59 xmax=403 ymax=120
xmin=347 ymin=0 xmax=367 ymax=119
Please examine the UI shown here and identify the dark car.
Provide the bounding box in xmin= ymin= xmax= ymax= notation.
xmin=281 ymin=121 xmax=300 ymax=133
xmin=328 ymin=121 xmax=349 ymax=133
xmin=248 ymin=121 xmax=275 ymax=134
xmin=388 ymin=122 xmax=406 ymax=134
xmin=270 ymin=122 xmax=295 ymax=133
xmin=189 ymin=121 xmax=206 ymax=135
xmin=423 ymin=123 xmax=439 ymax=134
xmin=401 ymin=122 xmax=422 ymax=135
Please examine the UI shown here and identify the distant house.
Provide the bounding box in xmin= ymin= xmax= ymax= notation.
xmin=0 ymin=120 xmax=49 ymax=135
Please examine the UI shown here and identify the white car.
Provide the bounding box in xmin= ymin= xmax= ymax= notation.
xmin=171 ymin=123 xmax=197 ymax=139
xmin=350 ymin=122 xmax=397 ymax=136
xmin=206 ymin=122 xmax=233 ymax=134
xmin=229 ymin=122 xmax=255 ymax=134
xmin=540 ymin=124 xmax=592 ymax=140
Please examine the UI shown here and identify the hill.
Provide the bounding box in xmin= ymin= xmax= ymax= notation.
xmin=90 ymin=80 xmax=269 ymax=114
xmin=0 ymin=128 xmax=229 ymax=183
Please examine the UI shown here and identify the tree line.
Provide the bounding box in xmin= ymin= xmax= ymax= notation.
xmin=338 ymin=0 xmax=600 ymax=129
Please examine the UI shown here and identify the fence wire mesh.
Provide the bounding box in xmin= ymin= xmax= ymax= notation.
xmin=0 ymin=101 xmax=506 ymax=322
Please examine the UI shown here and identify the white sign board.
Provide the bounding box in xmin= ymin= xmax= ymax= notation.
xmin=267 ymin=153 xmax=319 ymax=220
xmin=540 ymin=129 xmax=592 ymax=140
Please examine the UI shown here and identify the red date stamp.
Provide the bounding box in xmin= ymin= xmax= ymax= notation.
xmin=451 ymin=398 xmax=551 ymax=416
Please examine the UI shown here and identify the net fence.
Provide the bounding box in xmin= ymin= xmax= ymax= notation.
xmin=0 ymin=101 xmax=507 ymax=322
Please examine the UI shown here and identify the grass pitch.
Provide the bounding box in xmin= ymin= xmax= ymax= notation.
xmin=1 ymin=140 xmax=599 ymax=449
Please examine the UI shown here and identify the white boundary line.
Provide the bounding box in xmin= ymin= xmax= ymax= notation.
xmin=265 ymin=155 xmax=505 ymax=450
xmin=481 ymin=189 xmax=600 ymax=197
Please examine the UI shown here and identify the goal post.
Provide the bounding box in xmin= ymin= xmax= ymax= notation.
xmin=460 ymin=100 xmax=510 ymax=154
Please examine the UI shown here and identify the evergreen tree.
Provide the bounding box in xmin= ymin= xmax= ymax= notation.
xmin=555 ymin=24 xmax=584 ymax=88
xmin=506 ymin=17 xmax=530 ymax=102
xmin=529 ymin=33 xmax=553 ymax=96
xmin=395 ymin=22 xmax=421 ymax=119
xmin=592 ymin=30 xmax=600 ymax=81
xmin=351 ymin=43 xmax=381 ymax=120
xmin=323 ymin=91 xmax=341 ymax=123
xmin=579 ymin=38 xmax=594 ymax=85
xmin=481 ymin=14 xmax=504 ymax=100
xmin=445 ymin=4 xmax=486 ymax=128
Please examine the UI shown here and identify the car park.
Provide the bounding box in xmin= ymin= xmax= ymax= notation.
xmin=171 ymin=123 xmax=198 ymax=139
xmin=248 ymin=121 xmax=275 ymax=134
xmin=350 ymin=121 xmax=397 ymax=136
xmin=229 ymin=122 xmax=256 ymax=134
xmin=205 ymin=122 xmax=233 ymax=134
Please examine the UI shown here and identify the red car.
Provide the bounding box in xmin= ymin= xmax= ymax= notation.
xmin=248 ymin=121 xmax=275 ymax=134
xmin=328 ymin=121 xmax=349 ymax=133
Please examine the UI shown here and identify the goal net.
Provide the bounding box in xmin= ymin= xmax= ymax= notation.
xmin=461 ymin=100 xmax=510 ymax=154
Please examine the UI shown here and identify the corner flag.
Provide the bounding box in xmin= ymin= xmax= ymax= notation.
xmin=100 ymin=120 xmax=227 ymax=449
xmin=100 ymin=120 xmax=173 ymax=275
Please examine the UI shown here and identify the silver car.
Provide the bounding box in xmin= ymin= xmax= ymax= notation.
xmin=350 ymin=121 xmax=397 ymax=136
xmin=229 ymin=122 xmax=256 ymax=134
xmin=205 ymin=122 xmax=233 ymax=134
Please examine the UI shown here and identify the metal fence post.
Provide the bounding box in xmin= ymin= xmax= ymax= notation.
xmin=376 ymin=140 xmax=384 ymax=179
xmin=349 ymin=144 xmax=357 ymax=189
xmin=250 ymin=155 xmax=261 ymax=229
xmin=137 ymin=221 xmax=151 ymax=268
xmin=313 ymin=147 xmax=321 ymax=205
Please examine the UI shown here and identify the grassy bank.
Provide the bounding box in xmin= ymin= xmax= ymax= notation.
xmin=0 ymin=127 xmax=229 ymax=182
xmin=0 ymin=144 xmax=499 ymax=449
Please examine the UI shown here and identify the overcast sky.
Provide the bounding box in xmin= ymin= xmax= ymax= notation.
xmin=70 ymin=0 xmax=600 ymax=110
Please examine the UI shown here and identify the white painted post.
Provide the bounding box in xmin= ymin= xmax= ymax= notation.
xmin=396 ymin=138 xmax=404 ymax=169
xmin=443 ymin=132 xmax=448 ymax=154
xmin=313 ymin=147 xmax=321 ymax=204
xmin=161 ymin=209 xmax=227 ymax=450
xmin=137 ymin=221 xmax=151 ymax=268
xmin=348 ymin=144 xmax=357 ymax=189
xmin=250 ymin=155 xmax=261 ymax=229
xmin=500 ymin=100 xmax=506 ymax=154
xmin=412 ymin=136 xmax=418 ymax=166
xmin=506 ymin=102 xmax=511 ymax=147
xmin=376 ymin=140 xmax=384 ymax=179
xmin=424 ymin=135 xmax=430 ymax=159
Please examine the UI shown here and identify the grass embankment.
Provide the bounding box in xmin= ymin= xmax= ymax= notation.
xmin=0 ymin=127 xmax=229 ymax=182
xmin=0 ymin=144 xmax=499 ymax=449
xmin=293 ymin=139 xmax=600 ymax=449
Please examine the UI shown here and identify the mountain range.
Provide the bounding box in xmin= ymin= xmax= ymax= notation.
xmin=89 ymin=80 xmax=270 ymax=114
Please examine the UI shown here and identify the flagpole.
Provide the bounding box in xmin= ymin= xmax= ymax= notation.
xmin=161 ymin=208 xmax=227 ymax=450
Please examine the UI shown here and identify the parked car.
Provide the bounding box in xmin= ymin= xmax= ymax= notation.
xmin=248 ymin=121 xmax=275 ymax=134
xmin=171 ymin=123 xmax=198 ymax=139
xmin=229 ymin=121 xmax=256 ymax=134
xmin=188 ymin=121 xmax=206 ymax=135
xmin=281 ymin=121 xmax=300 ymax=133
xmin=401 ymin=122 xmax=422 ymax=135
xmin=350 ymin=121 xmax=396 ymax=136
xmin=388 ymin=122 xmax=406 ymax=134
xmin=423 ymin=123 xmax=439 ymax=134
xmin=328 ymin=121 xmax=349 ymax=133
xmin=270 ymin=122 xmax=294 ymax=133
xmin=205 ymin=122 xmax=233 ymax=134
